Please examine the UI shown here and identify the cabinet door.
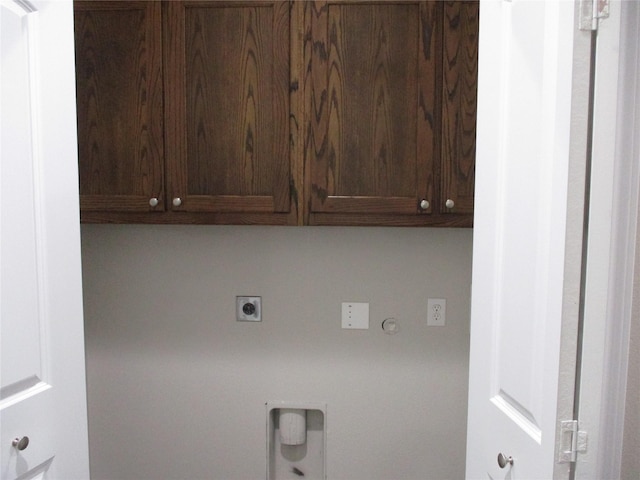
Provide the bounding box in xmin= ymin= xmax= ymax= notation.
xmin=306 ymin=1 xmax=477 ymax=227
xmin=164 ymin=1 xmax=293 ymax=221
xmin=74 ymin=1 xmax=164 ymax=214
xmin=440 ymin=1 xmax=478 ymax=216
xmin=306 ymin=1 xmax=439 ymax=225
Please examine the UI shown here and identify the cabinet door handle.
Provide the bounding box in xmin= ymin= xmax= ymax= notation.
xmin=149 ymin=197 xmax=159 ymax=207
xmin=419 ymin=199 xmax=430 ymax=210
xmin=445 ymin=199 xmax=455 ymax=209
xmin=172 ymin=197 xmax=182 ymax=207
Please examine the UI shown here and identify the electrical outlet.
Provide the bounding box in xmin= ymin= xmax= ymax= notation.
xmin=427 ymin=298 xmax=446 ymax=326
xmin=237 ymin=296 xmax=261 ymax=322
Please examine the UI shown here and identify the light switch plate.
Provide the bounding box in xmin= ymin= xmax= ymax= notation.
xmin=341 ymin=302 xmax=369 ymax=329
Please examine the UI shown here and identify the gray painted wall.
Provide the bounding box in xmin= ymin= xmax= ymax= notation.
xmin=81 ymin=225 xmax=473 ymax=480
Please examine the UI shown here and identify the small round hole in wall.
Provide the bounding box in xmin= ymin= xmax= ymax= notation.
xmin=381 ymin=318 xmax=399 ymax=334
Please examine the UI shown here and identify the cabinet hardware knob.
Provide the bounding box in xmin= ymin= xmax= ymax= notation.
xmin=445 ymin=199 xmax=455 ymax=209
xmin=149 ymin=197 xmax=159 ymax=207
xmin=419 ymin=199 xmax=430 ymax=210
xmin=172 ymin=197 xmax=182 ymax=207
xmin=12 ymin=436 xmax=29 ymax=451
xmin=497 ymin=453 xmax=513 ymax=469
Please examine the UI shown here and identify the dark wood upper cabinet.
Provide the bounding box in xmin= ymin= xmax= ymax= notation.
xmin=73 ymin=0 xmax=477 ymax=226
xmin=74 ymin=1 xmax=164 ymax=213
xmin=164 ymin=1 xmax=295 ymax=221
xmin=441 ymin=1 xmax=478 ymax=217
xmin=75 ymin=0 xmax=301 ymax=224
xmin=305 ymin=0 xmax=477 ymax=226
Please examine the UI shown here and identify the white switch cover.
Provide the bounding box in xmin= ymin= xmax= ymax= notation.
xmin=341 ymin=302 xmax=369 ymax=329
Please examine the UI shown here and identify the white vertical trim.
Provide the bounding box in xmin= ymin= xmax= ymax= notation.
xmin=25 ymin=0 xmax=53 ymax=386
xmin=552 ymin=1 xmax=592 ymax=476
xmin=575 ymin=0 xmax=637 ymax=477
xmin=595 ymin=0 xmax=640 ymax=476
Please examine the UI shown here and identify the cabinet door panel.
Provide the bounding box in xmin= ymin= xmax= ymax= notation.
xmin=441 ymin=1 xmax=478 ymax=215
xmin=165 ymin=1 xmax=291 ymax=214
xmin=74 ymin=1 xmax=164 ymax=212
xmin=308 ymin=1 xmax=438 ymax=217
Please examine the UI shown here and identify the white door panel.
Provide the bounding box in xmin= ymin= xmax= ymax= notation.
xmin=466 ymin=1 xmax=588 ymax=478
xmin=1 ymin=0 xmax=49 ymax=406
xmin=1 ymin=1 xmax=89 ymax=478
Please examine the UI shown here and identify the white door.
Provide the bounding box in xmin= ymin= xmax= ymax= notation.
xmin=466 ymin=1 xmax=591 ymax=478
xmin=1 ymin=1 xmax=90 ymax=479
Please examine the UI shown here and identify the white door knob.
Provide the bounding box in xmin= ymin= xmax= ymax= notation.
xmin=497 ymin=453 xmax=513 ymax=469
xmin=12 ymin=436 xmax=29 ymax=451
xmin=149 ymin=197 xmax=159 ymax=207
xmin=419 ymin=199 xmax=430 ymax=210
xmin=172 ymin=197 xmax=182 ymax=207
xmin=445 ymin=199 xmax=455 ymax=209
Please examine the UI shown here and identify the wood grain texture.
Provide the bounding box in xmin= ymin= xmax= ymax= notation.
xmin=417 ymin=1 xmax=440 ymax=215
xmin=328 ymin=3 xmax=418 ymax=197
xmin=307 ymin=0 xmax=439 ymax=217
xmin=80 ymin=210 xmax=294 ymax=225
xmin=290 ymin=1 xmax=305 ymax=225
xmin=319 ymin=2 xmax=417 ymax=197
xmin=74 ymin=1 xmax=164 ymax=211
xmin=165 ymin=1 xmax=292 ymax=214
xmin=440 ymin=0 xmax=478 ymax=214
xmin=80 ymin=209 xmax=472 ymax=227
xmin=76 ymin=0 xmax=475 ymax=227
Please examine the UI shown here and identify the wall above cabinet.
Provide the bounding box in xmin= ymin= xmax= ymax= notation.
xmin=74 ymin=1 xmax=477 ymax=227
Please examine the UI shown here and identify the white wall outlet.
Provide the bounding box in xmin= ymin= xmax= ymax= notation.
xmin=237 ymin=296 xmax=261 ymax=322
xmin=427 ymin=298 xmax=446 ymax=326
xmin=341 ymin=302 xmax=369 ymax=329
